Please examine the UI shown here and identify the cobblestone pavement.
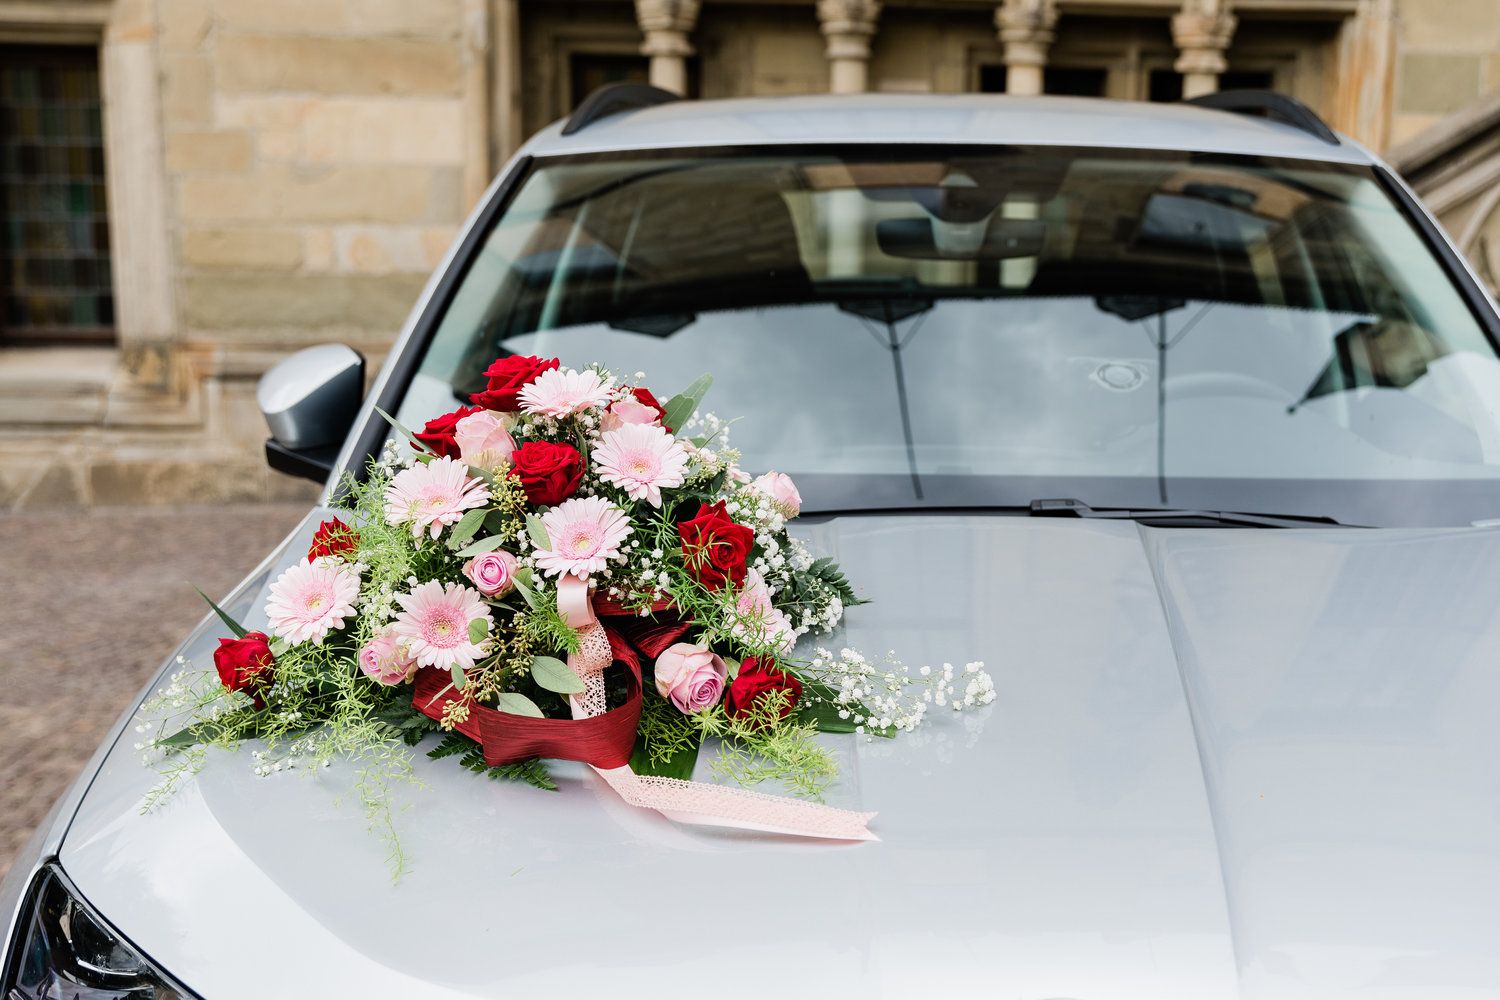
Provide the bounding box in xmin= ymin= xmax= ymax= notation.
xmin=0 ymin=502 xmax=310 ymax=880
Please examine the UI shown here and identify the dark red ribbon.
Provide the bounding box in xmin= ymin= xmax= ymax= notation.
xmin=410 ymin=609 xmax=693 ymax=768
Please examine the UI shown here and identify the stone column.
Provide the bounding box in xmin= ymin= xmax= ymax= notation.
xmin=634 ymin=0 xmax=701 ymax=96
xmin=816 ymin=0 xmax=882 ymax=94
xmin=994 ymin=0 xmax=1058 ymax=97
xmin=1331 ymin=0 xmax=1395 ymax=150
xmin=1171 ymin=0 xmax=1237 ymax=100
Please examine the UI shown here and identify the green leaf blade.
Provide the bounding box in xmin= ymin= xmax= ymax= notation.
xmin=374 ymin=405 xmax=428 ymax=454
xmin=448 ymin=508 xmax=488 ymax=549
xmin=192 ymin=584 xmax=247 ymax=639
xmin=530 ymin=655 xmax=585 ymax=694
xmin=525 ymin=514 xmax=551 ymax=551
xmin=495 ymin=692 xmax=544 ymax=718
xmin=661 ymin=373 xmax=713 ymax=432
xmin=454 ymin=534 xmax=508 ymax=557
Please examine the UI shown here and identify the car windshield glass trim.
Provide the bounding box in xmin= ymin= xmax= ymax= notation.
xmin=393 ymin=143 xmax=1500 ymax=527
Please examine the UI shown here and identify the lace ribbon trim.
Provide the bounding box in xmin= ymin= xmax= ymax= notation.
xmin=560 ymin=575 xmax=876 ymax=842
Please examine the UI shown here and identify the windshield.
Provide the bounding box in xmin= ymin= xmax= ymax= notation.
xmin=397 ymin=144 xmax=1500 ymax=527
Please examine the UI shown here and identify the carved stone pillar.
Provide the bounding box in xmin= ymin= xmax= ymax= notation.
xmin=1171 ymin=0 xmax=1237 ymax=100
xmin=994 ymin=0 xmax=1058 ymax=97
xmin=817 ymin=0 xmax=882 ymax=94
xmin=634 ymin=0 xmax=701 ymax=96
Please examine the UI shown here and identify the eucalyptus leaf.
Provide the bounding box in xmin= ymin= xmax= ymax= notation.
xmin=450 ymin=664 xmax=467 ymax=690
xmin=484 ymin=510 xmax=512 ymax=534
xmin=454 ymin=534 xmax=508 ymax=557
xmin=661 ymin=373 xmax=713 ymax=432
xmin=525 ymin=514 xmax=551 ymax=552
xmin=496 ymin=692 xmax=544 ymax=718
xmin=448 ymin=508 xmax=488 ymax=549
xmin=723 ymin=656 xmax=741 ymax=680
xmin=468 ymin=618 xmax=489 ymax=644
xmin=531 ymin=655 xmax=585 ymax=694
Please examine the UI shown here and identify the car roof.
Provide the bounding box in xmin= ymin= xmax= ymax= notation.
xmin=521 ymin=93 xmax=1378 ymax=166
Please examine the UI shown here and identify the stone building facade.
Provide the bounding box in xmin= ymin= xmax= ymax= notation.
xmin=0 ymin=0 xmax=1498 ymax=509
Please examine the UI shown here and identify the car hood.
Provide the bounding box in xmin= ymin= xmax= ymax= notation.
xmin=60 ymin=512 xmax=1500 ymax=999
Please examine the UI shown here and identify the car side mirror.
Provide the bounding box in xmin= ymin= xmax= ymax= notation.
xmin=257 ymin=344 xmax=366 ymax=483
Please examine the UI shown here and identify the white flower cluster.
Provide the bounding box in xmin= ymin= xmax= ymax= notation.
xmin=373 ymin=436 xmax=415 ymax=476
xmin=803 ymin=647 xmax=995 ymax=738
xmin=681 ymin=410 xmax=730 ymax=447
xmin=251 ymin=736 xmax=330 ymax=777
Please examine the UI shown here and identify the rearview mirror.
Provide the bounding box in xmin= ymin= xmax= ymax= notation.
xmin=876 ymin=216 xmax=1046 ymax=260
xmin=257 ymin=344 xmax=365 ymax=483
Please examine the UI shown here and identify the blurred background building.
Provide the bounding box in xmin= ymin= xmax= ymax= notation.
xmin=0 ymin=0 xmax=1497 ymax=508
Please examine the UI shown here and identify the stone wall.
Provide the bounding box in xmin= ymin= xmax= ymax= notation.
xmin=1392 ymin=0 xmax=1500 ymax=146
xmin=0 ymin=0 xmax=489 ymax=510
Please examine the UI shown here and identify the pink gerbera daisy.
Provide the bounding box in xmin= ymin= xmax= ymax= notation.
xmin=593 ymin=422 xmax=688 ymax=507
xmin=391 ymin=581 xmax=492 ymax=671
xmin=534 ymin=496 xmax=633 ymax=579
xmin=384 ymin=456 xmax=490 ymax=539
xmin=518 ymin=368 xmax=615 ymax=417
xmin=265 ymin=559 xmax=361 ymax=646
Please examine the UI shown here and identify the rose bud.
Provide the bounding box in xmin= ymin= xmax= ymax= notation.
xmin=677 ymin=500 xmax=754 ymax=590
xmin=512 ymin=440 xmax=585 ymax=506
xmin=453 ymin=409 xmax=516 ymax=474
xmin=463 ymin=550 xmax=518 ymax=597
xmin=654 ymin=642 xmax=728 ymax=714
xmin=601 ymin=387 xmax=669 ymax=433
xmin=470 ymin=355 xmax=560 ymax=413
xmin=725 ymin=655 xmax=803 ymax=722
xmin=214 ymin=631 xmax=275 ymax=708
xmin=307 ymin=517 xmax=359 ymax=561
xmin=358 ymin=627 xmax=418 ymax=686
xmin=750 ymin=470 xmax=802 ymax=517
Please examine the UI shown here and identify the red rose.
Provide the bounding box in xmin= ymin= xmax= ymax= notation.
xmin=307 ymin=517 xmax=359 ymax=561
xmin=512 ymin=440 xmax=584 ymax=506
xmin=677 ymin=500 xmax=754 ymax=591
xmin=725 ymin=656 xmax=803 ymax=721
xmin=470 ymin=355 xmax=561 ymax=412
xmin=214 ymin=632 xmax=275 ymax=709
xmin=414 ymin=405 xmax=482 ymax=459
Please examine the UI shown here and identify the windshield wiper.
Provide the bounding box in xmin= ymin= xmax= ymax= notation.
xmin=1028 ymin=497 xmax=1358 ymax=529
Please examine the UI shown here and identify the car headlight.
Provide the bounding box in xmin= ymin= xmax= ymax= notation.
xmin=2 ymin=864 xmax=192 ymax=1000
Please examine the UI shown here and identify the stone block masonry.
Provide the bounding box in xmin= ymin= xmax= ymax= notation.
xmin=0 ymin=0 xmax=489 ymax=511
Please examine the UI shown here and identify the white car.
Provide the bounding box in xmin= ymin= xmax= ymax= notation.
xmin=7 ymin=87 xmax=1500 ymax=1000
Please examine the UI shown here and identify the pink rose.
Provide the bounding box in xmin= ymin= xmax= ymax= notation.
xmin=600 ymin=396 xmax=663 ymax=433
xmin=725 ymin=464 xmax=752 ymax=485
xmin=454 ymin=410 xmax=516 ymax=473
xmin=654 ymin=642 xmax=728 ymax=714
xmin=359 ymin=627 xmax=417 ymax=686
xmin=751 ymin=470 xmax=801 ymax=516
xmin=730 ymin=569 xmax=797 ymax=654
xmin=463 ymin=550 xmax=518 ymax=597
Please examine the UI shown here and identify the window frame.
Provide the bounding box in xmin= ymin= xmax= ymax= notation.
xmin=0 ymin=42 xmax=115 ymax=347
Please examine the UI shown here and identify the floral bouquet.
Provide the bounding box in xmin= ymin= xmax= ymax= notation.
xmin=145 ymin=356 xmax=992 ymax=871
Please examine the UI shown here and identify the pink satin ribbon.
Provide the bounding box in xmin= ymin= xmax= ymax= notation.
xmin=557 ymin=576 xmax=878 ymax=841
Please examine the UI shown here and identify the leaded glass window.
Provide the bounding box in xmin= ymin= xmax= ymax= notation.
xmin=0 ymin=46 xmax=114 ymax=345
